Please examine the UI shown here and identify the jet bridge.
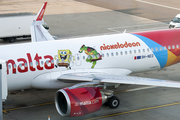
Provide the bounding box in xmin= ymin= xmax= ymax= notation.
xmin=0 ymin=59 xmax=7 ymax=119
xmin=0 ymin=59 xmax=8 ymax=101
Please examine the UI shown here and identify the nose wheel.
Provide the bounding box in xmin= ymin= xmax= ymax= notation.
xmin=107 ymin=96 xmax=120 ymax=109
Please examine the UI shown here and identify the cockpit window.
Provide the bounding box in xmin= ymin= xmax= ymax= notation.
xmin=172 ymin=17 xmax=180 ymax=23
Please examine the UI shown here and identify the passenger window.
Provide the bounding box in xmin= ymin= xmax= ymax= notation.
xmin=172 ymin=45 xmax=175 ymax=49
xmin=56 ymin=59 xmax=59 ymax=63
xmin=143 ymin=49 xmax=145 ymax=52
xmin=129 ymin=50 xmax=132 ymax=54
xmin=138 ymin=49 xmax=141 ymax=53
xmin=125 ymin=51 xmax=127 ymax=55
xmin=41 ymin=61 xmax=44 ymax=65
xmin=107 ymin=53 xmax=109 ymax=57
xmin=83 ymin=56 xmax=85 ymax=60
xmin=120 ymin=51 xmax=123 ymax=55
xmin=116 ymin=52 xmax=118 ymax=56
xmin=151 ymin=48 xmax=154 ymax=52
xmin=134 ymin=50 xmax=136 ymax=54
xmin=156 ymin=47 xmax=158 ymax=51
xmin=77 ymin=56 xmax=80 ymax=60
xmin=147 ymin=48 xmax=149 ymax=52
xmin=25 ymin=63 xmax=27 ymax=67
xmin=168 ymin=46 xmax=171 ymax=49
xmin=69 ymin=56 xmax=72 ymax=61
xmin=111 ymin=52 xmax=114 ymax=56
xmin=102 ymin=54 xmax=104 ymax=57
xmin=160 ymin=47 xmax=162 ymax=51
xmin=177 ymin=45 xmax=179 ymax=49
xmin=8 ymin=65 xmax=11 ymax=69
xmin=164 ymin=46 xmax=167 ymax=50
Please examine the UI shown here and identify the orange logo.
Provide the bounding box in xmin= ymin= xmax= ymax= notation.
xmin=100 ymin=41 xmax=141 ymax=50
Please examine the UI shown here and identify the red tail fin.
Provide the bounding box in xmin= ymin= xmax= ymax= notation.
xmin=36 ymin=2 xmax=47 ymax=21
xmin=31 ymin=2 xmax=54 ymax=42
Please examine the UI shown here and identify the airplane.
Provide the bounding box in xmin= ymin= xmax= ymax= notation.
xmin=1 ymin=2 xmax=180 ymax=117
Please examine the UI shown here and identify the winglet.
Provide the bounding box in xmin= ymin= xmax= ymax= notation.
xmin=36 ymin=2 xmax=47 ymax=21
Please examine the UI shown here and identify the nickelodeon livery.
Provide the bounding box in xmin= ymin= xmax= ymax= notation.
xmin=2 ymin=2 xmax=180 ymax=117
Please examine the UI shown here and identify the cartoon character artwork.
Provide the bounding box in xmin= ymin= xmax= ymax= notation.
xmin=54 ymin=50 xmax=75 ymax=69
xmin=79 ymin=45 xmax=102 ymax=68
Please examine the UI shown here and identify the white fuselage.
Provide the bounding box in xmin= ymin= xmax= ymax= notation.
xmin=0 ymin=33 xmax=160 ymax=91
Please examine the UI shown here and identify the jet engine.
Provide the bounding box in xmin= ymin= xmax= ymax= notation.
xmin=55 ymin=87 xmax=107 ymax=117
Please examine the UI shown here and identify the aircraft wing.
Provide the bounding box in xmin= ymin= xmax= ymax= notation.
xmin=58 ymin=68 xmax=132 ymax=82
xmin=58 ymin=71 xmax=180 ymax=88
xmin=32 ymin=68 xmax=131 ymax=89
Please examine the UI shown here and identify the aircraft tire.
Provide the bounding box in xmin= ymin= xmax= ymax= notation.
xmin=8 ymin=38 xmax=16 ymax=43
xmin=103 ymin=102 xmax=108 ymax=106
xmin=108 ymin=96 xmax=120 ymax=109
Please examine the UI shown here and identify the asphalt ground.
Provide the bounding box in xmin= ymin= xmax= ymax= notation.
xmin=76 ymin=0 xmax=180 ymax=23
xmin=1 ymin=0 xmax=180 ymax=120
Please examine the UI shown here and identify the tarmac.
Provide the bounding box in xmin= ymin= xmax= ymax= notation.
xmin=1 ymin=0 xmax=180 ymax=120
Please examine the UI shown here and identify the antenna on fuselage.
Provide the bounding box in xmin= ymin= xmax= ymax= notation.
xmin=123 ymin=29 xmax=126 ymax=34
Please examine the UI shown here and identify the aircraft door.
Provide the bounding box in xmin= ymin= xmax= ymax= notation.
xmin=0 ymin=59 xmax=7 ymax=101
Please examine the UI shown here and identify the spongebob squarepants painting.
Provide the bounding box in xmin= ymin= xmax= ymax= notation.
xmin=54 ymin=50 xmax=74 ymax=69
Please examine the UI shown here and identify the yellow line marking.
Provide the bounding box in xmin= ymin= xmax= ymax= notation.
xmin=114 ymin=90 xmax=129 ymax=94
xmin=3 ymin=86 xmax=155 ymax=113
xmin=85 ymin=102 xmax=180 ymax=120
xmin=3 ymin=102 xmax=55 ymax=113
xmin=114 ymin=86 xmax=156 ymax=94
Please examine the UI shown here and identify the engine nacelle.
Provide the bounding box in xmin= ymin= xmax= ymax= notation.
xmin=55 ymin=87 xmax=107 ymax=117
